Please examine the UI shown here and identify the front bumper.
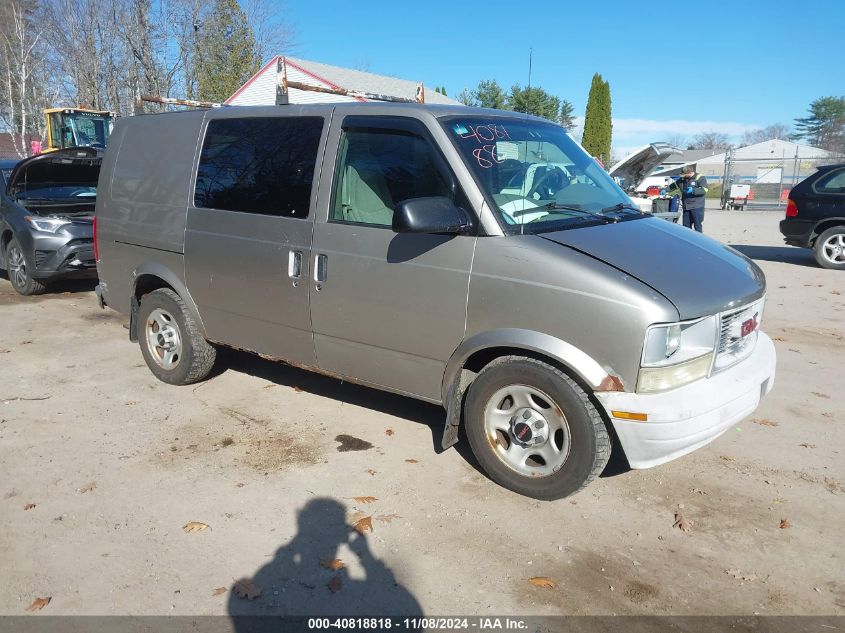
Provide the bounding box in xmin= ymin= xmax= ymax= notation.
xmin=31 ymin=237 xmax=96 ymax=279
xmin=595 ymin=332 xmax=776 ymax=469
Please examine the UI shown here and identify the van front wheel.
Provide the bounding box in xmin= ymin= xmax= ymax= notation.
xmin=464 ymin=357 xmax=610 ymax=500
xmin=136 ymin=288 xmax=216 ymax=385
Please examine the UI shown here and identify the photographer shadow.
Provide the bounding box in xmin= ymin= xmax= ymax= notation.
xmin=228 ymin=498 xmax=423 ymax=625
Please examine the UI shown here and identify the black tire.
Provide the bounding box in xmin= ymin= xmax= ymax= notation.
xmin=4 ymin=237 xmax=46 ymax=296
xmin=464 ymin=357 xmax=610 ymax=500
xmin=136 ymin=288 xmax=216 ymax=385
xmin=813 ymin=226 xmax=845 ymax=270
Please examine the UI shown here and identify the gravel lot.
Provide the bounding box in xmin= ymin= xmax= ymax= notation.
xmin=1 ymin=209 xmax=843 ymax=617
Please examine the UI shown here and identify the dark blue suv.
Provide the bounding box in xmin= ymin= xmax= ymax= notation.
xmin=780 ymin=163 xmax=845 ymax=270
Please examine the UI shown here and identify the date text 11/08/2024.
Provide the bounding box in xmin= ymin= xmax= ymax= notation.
xmin=307 ymin=617 xmax=529 ymax=630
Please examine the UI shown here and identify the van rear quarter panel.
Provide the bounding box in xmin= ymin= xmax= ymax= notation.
xmin=96 ymin=111 xmax=206 ymax=314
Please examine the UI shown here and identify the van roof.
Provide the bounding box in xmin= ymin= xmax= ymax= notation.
xmin=125 ymin=102 xmax=557 ymax=125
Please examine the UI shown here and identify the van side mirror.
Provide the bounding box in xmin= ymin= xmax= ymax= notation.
xmin=392 ymin=197 xmax=470 ymax=234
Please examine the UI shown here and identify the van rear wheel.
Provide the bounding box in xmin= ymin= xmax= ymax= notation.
xmin=464 ymin=357 xmax=610 ymax=500
xmin=136 ymin=288 xmax=216 ymax=385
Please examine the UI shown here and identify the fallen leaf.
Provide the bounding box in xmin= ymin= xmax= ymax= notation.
xmin=77 ymin=482 xmax=96 ymax=494
xmin=384 ymin=429 xmax=394 ymax=436
xmin=779 ymin=519 xmax=791 ymax=529
xmin=832 ymin=290 xmax=841 ymax=295
xmin=528 ymin=577 xmax=557 ymax=589
xmin=719 ymin=455 xmax=736 ymax=462
xmin=799 ymin=443 xmax=816 ymax=448
xmin=753 ymin=418 xmax=779 ymax=427
xmin=353 ymin=515 xmax=373 ymax=534
xmin=0 ymin=349 xmax=10 ymax=353
xmin=772 ymin=336 xmax=787 ymax=341
xmin=375 ymin=514 xmax=401 ymax=523
xmin=327 ymin=576 xmax=342 ymax=593
xmin=21 ymin=340 xmax=32 ymax=345
xmin=23 ymin=503 xmax=36 ymax=510
xmin=673 ymin=512 xmax=693 ymax=532
xmin=812 ymin=392 xmax=830 ymax=399
xmin=352 ymin=496 xmax=377 ymax=504
xmin=405 ymin=459 xmax=419 ymax=464
xmin=366 ymin=469 xmax=377 ymax=476
xmin=211 ymin=587 xmax=227 ymax=597
xmin=25 ymin=597 xmax=50 ymax=611
xmin=125 ymin=401 xmax=138 ymax=406
xmin=182 ymin=521 xmax=210 ymax=533
xmin=233 ymin=578 xmax=261 ymax=600
xmin=235 ymin=482 xmax=246 ymax=488
xmin=320 ymin=559 xmax=345 ymax=571
xmin=292 ymin=385 xmax=303 ymax=393
xmin=262 ymin=384 xmax=278 ymax=389
xmin=689 ymin=488 xmax=709 ymax=495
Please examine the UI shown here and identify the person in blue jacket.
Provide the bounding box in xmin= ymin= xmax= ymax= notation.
xmin=668 ymin=165 xmax=709 ymax=232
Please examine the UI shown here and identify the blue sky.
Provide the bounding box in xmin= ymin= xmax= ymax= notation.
xmin=278 ymin=0 xmax=844 ymax=155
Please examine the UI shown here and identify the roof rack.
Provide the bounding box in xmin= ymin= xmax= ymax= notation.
xmin=275 ymin=58 xmax=424 ymax=105
xmin=139 ymin=95 xmax=221 ymax=109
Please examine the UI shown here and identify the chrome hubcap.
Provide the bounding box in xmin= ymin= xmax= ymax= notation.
xmin=8 ymin=246 xmax=27 ymax=289
xmin=821 ymin=233 xmax=845 ymax=264
xmin=145 ymin=308 xmax=182 ymax=370
xmin=483 ymin=384 xmax=571 ymax=478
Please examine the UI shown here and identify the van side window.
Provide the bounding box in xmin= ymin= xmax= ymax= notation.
xmin=194 ymin=117 xmax=323 ymax=217
xmin=331 ymin=127 xmax=453 ymax=227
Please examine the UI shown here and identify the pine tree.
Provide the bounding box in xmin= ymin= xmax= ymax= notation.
xmin=792 ymin=96 xmax=845 ymax=153
xmin=559 ymin=99 xmax=575 ymax=131
xmin=195 ymin=0 xmax=260 ymax=103
xmin=473 ymin=80 xmax=507 ymax=110
xmin=581 ymin=73 xmax=612 ymax=165
xmin=507 ymin=85 xmax=561 ymax=122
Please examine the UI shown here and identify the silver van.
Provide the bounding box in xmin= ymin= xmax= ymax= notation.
xmin=94 ymin=104 xmax=776 ymax=499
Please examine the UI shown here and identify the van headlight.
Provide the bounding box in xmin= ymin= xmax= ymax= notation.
xmin=637 ymin=316 xmax=717 ymax=393
xmin=25 ymin=216 xmax=71 ymax=233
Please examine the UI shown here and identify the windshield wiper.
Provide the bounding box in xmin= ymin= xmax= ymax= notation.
xmin=600 ymin=202 xmax=644 ymax=216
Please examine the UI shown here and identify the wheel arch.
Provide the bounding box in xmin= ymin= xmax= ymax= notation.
xmin=442 ymin=328 xmax=614 ymax=405
xmin=811 ymin=218 xmax=845 ymax=244
xmin=131 ymin=263 xmax=206 ymax=337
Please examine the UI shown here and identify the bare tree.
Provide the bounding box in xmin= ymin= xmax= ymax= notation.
xmin=242 ymin=0 xmax=296 ymax=63
xmin=690 ymin=130 xmax=731 ymax=150
xmin=741 ymin=123 xmax=792 ymax=146
xmin=666 ymin=134 xmax=686 ymax=150
xmin=0 ymin=0 xmax=50 ymax=157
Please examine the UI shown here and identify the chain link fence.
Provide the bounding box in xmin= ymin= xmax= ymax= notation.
xmin=696 ymin=149 xmax=845 ymax=209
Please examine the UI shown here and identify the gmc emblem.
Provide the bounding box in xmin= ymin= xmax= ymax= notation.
xmin=741 ymin=315 xmax=759 ymax=337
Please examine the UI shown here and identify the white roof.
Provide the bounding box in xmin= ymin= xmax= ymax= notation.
xmin=226 ymin=56 xmax=460 ymax=106
xmin=696 ymin=139 xmax=834 ymax=164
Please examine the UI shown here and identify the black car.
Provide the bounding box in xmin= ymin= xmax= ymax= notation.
xmin=780 ymin=163 xmax=845 ymax=270
xmin=0 ymin=148 xmax=101 ymax=294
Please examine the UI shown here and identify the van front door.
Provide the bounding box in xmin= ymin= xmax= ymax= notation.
xmin=309 ymin=116 xmax=476 ymax=402
xmin=184 ymin=115 xmax=326 ymax=366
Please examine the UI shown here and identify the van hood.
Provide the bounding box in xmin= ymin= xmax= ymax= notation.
xmin=539 ymin=218 xmax=766 ymax=319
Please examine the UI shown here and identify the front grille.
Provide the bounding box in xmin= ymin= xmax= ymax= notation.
xmin=713 ymin=299 xmax=764 ymax=373
xmin=34 ymin=250 xmax=50 ymax=269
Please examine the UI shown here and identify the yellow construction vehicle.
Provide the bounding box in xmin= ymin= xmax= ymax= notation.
xmin=43 ymin=108 xmax=115 ymax=152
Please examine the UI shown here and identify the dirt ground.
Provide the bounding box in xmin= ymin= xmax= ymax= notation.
xmin=1 ymin=209 xmax=843 ymax=617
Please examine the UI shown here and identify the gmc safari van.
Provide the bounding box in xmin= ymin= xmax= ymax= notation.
xmin=94 ymin=104 xmax=776 ymax=499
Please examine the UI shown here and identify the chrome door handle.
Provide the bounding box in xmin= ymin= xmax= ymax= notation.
xmin=315 ymin=254 xmax=327 ymax=282
xmin=288 ymin=250 xmax=303 ymax=279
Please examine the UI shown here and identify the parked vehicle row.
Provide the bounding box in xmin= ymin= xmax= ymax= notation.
xmin=6 ymin=105 xmax=840 ymax=499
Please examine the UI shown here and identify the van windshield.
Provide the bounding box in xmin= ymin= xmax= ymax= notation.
xmin=442 ymin=117 xmax=643 ymax=233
